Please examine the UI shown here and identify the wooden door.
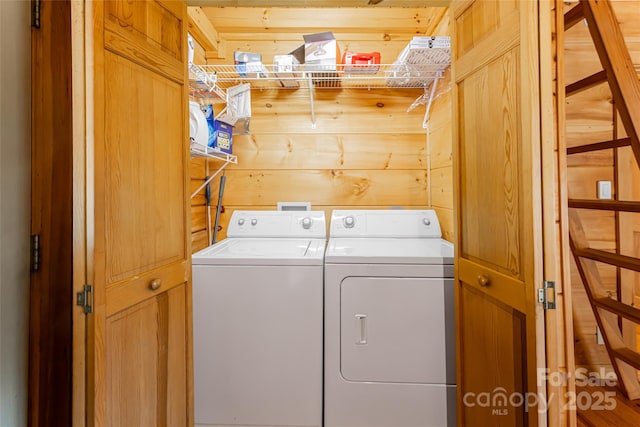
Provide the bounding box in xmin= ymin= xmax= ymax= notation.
xmin=452 ymin=1 xmax=548 ymax=425
xmin=73 ymin=1 xmax=192 ymax=425
xmin=30 ymin=1 xmax=74 ymax=425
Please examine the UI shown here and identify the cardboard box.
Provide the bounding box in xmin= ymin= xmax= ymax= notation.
xmin=342 ymin=51 xmax=381 ymax=74
xmin=234 ymin=51 xmax=267 ymax=78
xmin=387 ymin=36 xmax=450 ymax=87
xmin=211 ymin=120 xmax=233 ymax=154
xmin=409 ymin=36 xmax=450 ymax=49
xmin=274 ymin=54 xmax=300 ymax=88
xmin=289 ymin=45 xmax=305 ymax=65
xmin=204 ymin=105 xmax=233 ymax=154
xmin=274 ymin=54 xmax=299 ymax=73
xmin=234 ymin=51 xmax=261 ymax=64
xmin=396 ymin=36 xmax=451 ymax=66
xmin=303 ymin=32 xmax=340 ymax=71
xmin=203 ymin=104 xmax=215 ymax=147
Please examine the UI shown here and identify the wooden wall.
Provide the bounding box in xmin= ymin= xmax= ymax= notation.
xmin=191 ymin=86 xmax=444 ymax=247
xmin=564 ymin=1 xmax=640 ymax=372
xmin=191 ymin=85 xmax=455 ymax=249
xmin=189 ymin=6 xmax=453 ymax=250
xmin=201 ymin=7 xmax=450 ymax=64
xmin=429 ymin=70 xmax=453 ymax=242
xmin=190 ymin=36 xmax=214 ymax=250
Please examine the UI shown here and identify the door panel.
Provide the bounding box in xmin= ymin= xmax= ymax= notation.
xmin=83 ymin=0 xmax=191 ymax=425
xmin=106 ymin=285 xmax=187 ymax=427
xmin=452 ymin=1 xmax=544 ymax=425
xmin=103 ymin=50 xmax=186 ymax=283
xmin=104 ymin=0 xmax=184 ymax=82
xmin=105 ymin=0 xmax=183 ymax=60
xmin=459 ymin=284 xmax=526 ymax=426
xmin=459 ymin=48 xmax=522 ymax=277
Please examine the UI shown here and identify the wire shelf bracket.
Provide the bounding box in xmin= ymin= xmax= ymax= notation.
xmin=190 ymin=144 xmax=238 ymax=199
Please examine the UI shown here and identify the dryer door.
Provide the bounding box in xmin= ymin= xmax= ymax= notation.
xmin=340 ymin=276 xmax=454 ymax=384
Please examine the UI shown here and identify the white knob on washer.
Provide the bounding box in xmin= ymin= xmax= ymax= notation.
xmin=343 ymin=216 xmax=355 ymax=228
xmin=251 ymin=218 xmax=258 ymax=226
xmin=423 ymin=218 xmax=431 ymax=226
xmin=238 ymin=218 xmax=245 ymax=226
xmin=302 ymin=217 xmax=313 ymax=229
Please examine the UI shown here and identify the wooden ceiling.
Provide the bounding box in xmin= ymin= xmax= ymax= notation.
xmin=186 ymin=2 xmax=450 ymax=63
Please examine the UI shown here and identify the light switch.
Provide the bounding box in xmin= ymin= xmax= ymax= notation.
xmin=597 ymin=181 xmax=612 ymax=200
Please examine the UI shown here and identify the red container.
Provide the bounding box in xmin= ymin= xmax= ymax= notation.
xmin=341 ymin=51 xmax=381 ymax=73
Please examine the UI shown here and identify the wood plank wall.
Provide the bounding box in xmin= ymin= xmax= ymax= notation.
xmin=193 ymin=86 xmax=441 ymax=245
xmin=191 ymin=86 xmax=454 ymax=250
xmin=564 ymin=2 xmax=640 ymax=372
xmin=189 ymin=11 xmax=453 ymax=251
xmin=428 ymin=69 xmax=453 ymax=242
xmin=190 ymin=36 xmax=213 ymax=250
xmin=202 ymin=7 xmax=450 ymax=63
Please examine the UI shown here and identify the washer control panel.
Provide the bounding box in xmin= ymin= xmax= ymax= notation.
xmin=329 ymin=209 xmax=442 ymax=238
xmin=343 ymin=215 xmax=356 ymax=228
xmin=228 ymin=210 xmax=326 ymax=238
xmin=302 ymin=217 xmax=314 ymax=229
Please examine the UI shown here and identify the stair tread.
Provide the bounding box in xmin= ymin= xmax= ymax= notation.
xmin=611 ymin=347 xmax=640 ymax=370
xmin=568 ymin=199 xmax=640 ymax=212
xmin=564 ymin=3 xmax=584 ymax=31
xmin=581 ymin=0 xmax=640 ymax=164
xmin=594 ymin=297 xmax=640 ymax=324
xmin=566 ymin=70 xmax=607 ymax=96
xmin=574 ymin=247 xmax=640 ymax=273
xmin=567 ymin=137 xmax=631 ymax=155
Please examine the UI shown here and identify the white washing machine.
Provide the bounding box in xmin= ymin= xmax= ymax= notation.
xmin=324 ymin=209 xmax=456 ymax=427
xmin=192 ymin=210 xmax=326 ymax=427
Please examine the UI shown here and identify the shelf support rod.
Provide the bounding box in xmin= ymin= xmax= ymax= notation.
xmin=214 ymin=105 xmax=228 ymax=120
xmin=307 ymin=73 xmax=317 ymax=129
xmin=191 ymin=160 xmax=231 ymax=199
xmin=422 ymin=77 xmax=440 ymax=129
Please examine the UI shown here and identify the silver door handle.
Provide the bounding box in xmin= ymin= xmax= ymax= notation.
xmin=355 ymin=314 xmax=367 ymax=345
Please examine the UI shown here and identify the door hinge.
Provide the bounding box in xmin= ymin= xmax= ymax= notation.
xmin=30 ymin=234 xmax=40 ymax=272
xmin=31 ymin=0 xmax=41 ymax=29
xmin=538 ymin=281 xmax=557 ymax=310
xmin=76 ymin=285 xmax=93 ymax=314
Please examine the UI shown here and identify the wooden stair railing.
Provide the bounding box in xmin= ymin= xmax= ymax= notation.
xmin=580 ymin=0 xmax=640 ymax=161
xmin=569 ymin=211 xmax=640 ymax=400
xmin=566 ymin=137 xmax=632 ymax=155
xmin=565 ymin=0 xmax=640 ymax=400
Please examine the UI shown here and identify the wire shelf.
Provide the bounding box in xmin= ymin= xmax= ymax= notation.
xmin=190 ymin=143 xmax=237 ymax=164
xmin=189 ymin=64 xmax=226 ymax=102
xmin=188 ymin=41 xmax=451 ymax=130
xmin=191 ymin=62 xmax=449 ymax=91
xmin=189 ymin=143 xmax=238 ymax=199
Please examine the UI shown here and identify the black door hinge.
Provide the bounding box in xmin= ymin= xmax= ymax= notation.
xmin=76 ymin=285 xmax=93 ymax=314
xmin=31 ymin=0 xmax=41 ymax=29
xmin=31 ymin=234 xmax=40 ymax=272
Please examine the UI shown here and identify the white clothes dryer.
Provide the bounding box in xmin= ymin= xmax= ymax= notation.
xmin=192 ymin=210 xmax=326 ymax=427
xmin=324 ymin=209 xmax=456 ymax=427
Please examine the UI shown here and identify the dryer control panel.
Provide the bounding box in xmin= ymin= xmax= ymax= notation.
xmin=329 ymin=209 xmax=441 ymax=238
xmin=228 ymin=210 xmax=326 ymax=238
